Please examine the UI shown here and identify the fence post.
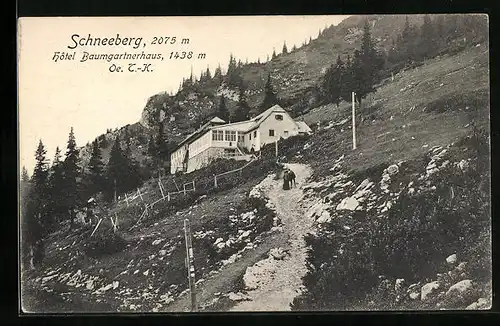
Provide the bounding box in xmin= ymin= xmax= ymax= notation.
xmin=214 ymin=175 xmax=218 ymax=188
xmin=184 ymin=219 xmax=197 ymax=312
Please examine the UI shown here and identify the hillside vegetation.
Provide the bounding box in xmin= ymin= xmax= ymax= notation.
xmin=21 ymin=14 xmax=490 ymax=312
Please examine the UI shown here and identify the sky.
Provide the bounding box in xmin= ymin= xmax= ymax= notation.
xmin=18 ymin=15 xmax=351 ymax=175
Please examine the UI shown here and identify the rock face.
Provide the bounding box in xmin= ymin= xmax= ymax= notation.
xmin=421 ymin=281 xmax=440 ymax=301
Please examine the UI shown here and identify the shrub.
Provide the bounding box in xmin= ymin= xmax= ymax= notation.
xmin=82 ymin=228 xmax=128 ymax=259
xmin=292 ymin=134 xmax=490 ymax=311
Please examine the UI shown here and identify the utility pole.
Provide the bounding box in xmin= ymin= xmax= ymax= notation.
xmin=184 ymin=219 xmax=197 ymax=312
xmin=352 ymin=91 xmax=357 ymax=150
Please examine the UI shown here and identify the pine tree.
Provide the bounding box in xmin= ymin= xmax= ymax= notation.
xmin=232 ymin=84 xmax=251 ymax=122
xmin=257 ymin=58 xmax=261 ymax=64
xmin=105 ymin=136 xmax=140 ymax=200
xmin=123 ymin=127 xmax=131 ymax=155
xmin=351 ymin=20 xmax=384 ymax=109
xmin=148 ymin=133 xmax=156 ymax=158
xmin=260 ymin=74 xmax=279 ymax=111
xmin=48 ymin=147 xmax=64 ymax=226
xmin=214 ymin=64 xmax=223 ymax=85
xmin=266 ymin=54 xmax=270 ymax=62
xmin=62 ymin=127 xmax=81 ymax=228
xmin=86 ymin=140 xmax=105 ymax=197
xmin=106 ymin=137 xmax=124 ymax=201
xmin=25 ymin=140 xmax=49 ymax=267
xmin=272 ymin=49 xmax=277 ymax=59
xmin=21 ymin=166 xmax=30 ymax=182
xmin=155 ymin=120 xmax=168 ymax=160
xmin=205 ymin=66 xmax=212 ymax=79
xmin=340 ymin=54 xmax=355 ymax=103
xmin=322 ymin=55 xmax=344 ymax=107
xmin=282 ymin=42 xmax=288 ymax=54
xmin=292 ymin=44 xmax=297 ymax=52
xmin=217 ymin=95 xmax=229 ymax=121
xmin=419 ymin=14 xmax=438 ymax=59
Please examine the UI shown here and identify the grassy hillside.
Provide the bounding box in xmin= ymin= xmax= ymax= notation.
xmin=21 ymin=16 xmax=490 ymax=312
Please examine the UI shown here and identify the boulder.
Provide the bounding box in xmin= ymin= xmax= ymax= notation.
xmin=336 ymin=197 xmax=360 ymax=211
xmin=317 ymin=210 xmax=331 ymax=224
xmin=466 ymin=297 xmax=490 ymax=310
xmin=421 ymin=281 xmax=440 ymax=301
xmin=446 ymin=254 xmax=457 ymax=265
xmin=386 ymin=164 xmax=399 ymax=176
xmin=446 ymin=279 xmax=473 ymax=296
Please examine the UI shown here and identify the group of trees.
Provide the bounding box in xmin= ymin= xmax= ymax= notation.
xmin=320 ymin=15 xmax=488 ymax=114
xmin=388 ymin=15 xmax=488 ymax=68
xmin=321 ymin=20 xmax=385 ymax=110
xmin=22 ymin=127 xmax=145 ymax=267
xmin=214 ymin=72 xmax=280 ymax=123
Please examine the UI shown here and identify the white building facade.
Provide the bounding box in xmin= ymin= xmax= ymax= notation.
xmin=170 ymin=105 xmax=312 ymax=174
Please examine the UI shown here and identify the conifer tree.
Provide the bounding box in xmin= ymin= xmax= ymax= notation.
xmin=62 ymin=127 xmax=80 ymax=228
xmin=282 ymin=42 xmax=288 ymax=54
xmin=217 ymin=95 xmax=229 ymax=121
xmin=292 ymin=44 xmax=297 ymax=52
xmin=260 ymin=74 xmax=279 ymax=111
xmin=48 ymin=147 xmax=64 ymax=225
xmin=322 ymin=55 xmax=344 ymax=107
xmin=24 ymin=140 xmax=49 ymax=267
xmin=419 ymin=14 xmax=438 ymax=59
xmin=21 ymin=166 xmax=30 ymax=182
xmin=231 ymin=84 xmax=250 ymax=122
xmin=272 ymin=48 xmax=277 ymax=59
xmin=86 ymin=140 xmax=105 ymax=196
xmin=205 ymin=66 xmax=212 ymax=79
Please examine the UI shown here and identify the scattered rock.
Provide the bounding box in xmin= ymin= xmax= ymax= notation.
xmin=466 ymin=297 xmax=490 ymax=310
xmin=269 ymin=247 xmax=289 ymax=260
xmin=227 ymin=292 xmax=251 ymax=301
xmin=446 ymin=254 xmax=457 ymax=265
xmin=446 ymin=279 xmax=473 ymax=296
xmin=152 ymin=239 xmax=163 ymax=246
xmin=421 ymin=281 xmax=440 ymax=301
xmin=386 ymin=164 xmax=399 ymax=176
xmin=336 ymin=196 xmax=360 ymax=211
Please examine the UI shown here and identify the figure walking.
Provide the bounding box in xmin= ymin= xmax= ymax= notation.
xmin=288 ymin=169 xmax=296 ymax=188
xmin=282 ymin=169 xmax=290 ymax=190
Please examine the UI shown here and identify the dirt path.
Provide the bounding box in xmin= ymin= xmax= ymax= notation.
xmin=229 ymin=163 xmax=312 ymax=311
xmin=163 ymin=163 xmax=312 ymax=312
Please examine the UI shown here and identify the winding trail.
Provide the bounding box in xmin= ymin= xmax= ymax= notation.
xmin=229 ymin=163 xmax=313 ymax=311
xmin=164 ymin=163 xmax=312 ymax=312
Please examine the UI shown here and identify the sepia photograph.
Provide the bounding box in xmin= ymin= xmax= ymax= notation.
xmin=18 ymin=14 xmax=491 ymax=313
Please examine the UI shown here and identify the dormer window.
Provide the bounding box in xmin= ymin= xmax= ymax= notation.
xmin=275 ymin=114 xmax=283 ymax=121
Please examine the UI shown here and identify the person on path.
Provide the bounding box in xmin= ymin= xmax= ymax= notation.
xmin=283 ymin=170 xmax=290 ymax=190
xmin=288 ymin=169 xmax=296 ymax=188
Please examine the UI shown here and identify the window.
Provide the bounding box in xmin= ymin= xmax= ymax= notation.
xmin=269 ymin=129 xmax=275 ymax=136
xmin=238 ymin=134 xmax=244 ymax=142
xmin=212 ymin=130 xmax=223 ymax=141
xmin=284 ymin=130 xmax=289 ymax=137
xmin=254 ymin=131 xmax=257 ymax=137
xmin=249 ymin=133 xmax=252 ymax=140
xmin=275 ymin=114 xmax=283 ymax=121
xmin=225 ymin=130 xmax=236 ymax=142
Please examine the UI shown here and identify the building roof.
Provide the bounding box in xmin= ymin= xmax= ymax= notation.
xmin=171 ymin=105 xmax=309 ymax=153
xmin=296 ymin=121 xmax=312 ymax=133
